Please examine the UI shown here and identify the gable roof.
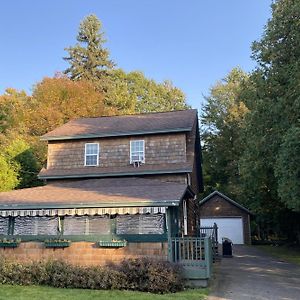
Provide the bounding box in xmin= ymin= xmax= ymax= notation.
xmin=199 ymin=191 xmax=252 ymax=214
xmin=42 ymin=109 xmax=198 ymax=141
xmin=0 ymin=178 xmax=194 ymax=210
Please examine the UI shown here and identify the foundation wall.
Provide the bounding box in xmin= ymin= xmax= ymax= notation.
xmin=0 ymin=241 xmax=169 ymax=266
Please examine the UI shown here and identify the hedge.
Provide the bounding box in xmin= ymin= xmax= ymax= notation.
xmin=0 ymin=258 xmax=184 ymax=294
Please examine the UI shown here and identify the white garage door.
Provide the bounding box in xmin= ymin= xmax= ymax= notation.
xmin=201 ymin=217 xmax=244 ymax=244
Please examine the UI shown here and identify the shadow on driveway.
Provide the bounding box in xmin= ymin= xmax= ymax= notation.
xmin=208 ymin=245 xmax=300 ymax=300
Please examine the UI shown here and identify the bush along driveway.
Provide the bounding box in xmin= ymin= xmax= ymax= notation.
xmin=208 ymin=245 xmax=300 ymax=300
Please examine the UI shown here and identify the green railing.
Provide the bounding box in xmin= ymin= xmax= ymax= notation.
xmin=199 ymin=223 xmax=219 ymax=258
xmin=169 ymin=237 xmax=213 ymax=280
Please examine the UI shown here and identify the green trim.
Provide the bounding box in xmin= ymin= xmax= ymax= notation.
xmin=38 ymin=168 xmax=192 ymax=180
xmin=2 ymin=234 xmax=168 ymax=243
xmin=0 ymin=241 xmax=20 ymax=248
xmin=97 ymin=240 xmax=127 ymax=248
xmin=44 ymin=241 xmax=71 ymax=248
xmin=41 ymin=127 xmax=192 ymax=141
xmin=0 ymin=201 xmax=178 ymax=210
xmin=8 ymin=217 xmax=14 ymax=235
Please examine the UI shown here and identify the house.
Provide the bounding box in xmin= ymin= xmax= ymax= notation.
xmin=0 ymin=109 xmax=204 ymax=267
xmin=199 ymin=191 xmax=252 ymax=244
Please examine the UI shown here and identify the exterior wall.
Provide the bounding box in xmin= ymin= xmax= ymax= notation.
xmin=187 ymin=198 xmax=197 ymax=236
xmin=199 ymin=195 xmax=251 ymax=244
xmin=0 ymin=241 xmax=168 ymax=266
xmin=185 ymin=119 xmax=200 ymax=194
xmin=47 ymin=133 xmax=186 ymax=170
xmin=178 ymin=197 xmax=197 ymax=237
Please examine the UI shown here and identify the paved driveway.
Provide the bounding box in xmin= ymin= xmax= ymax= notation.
xmin=208 ymin=245 xmax=300 ymax=300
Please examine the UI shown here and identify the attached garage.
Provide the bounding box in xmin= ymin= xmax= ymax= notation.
xmin=199 ymin=191 xmax=252 ymax=245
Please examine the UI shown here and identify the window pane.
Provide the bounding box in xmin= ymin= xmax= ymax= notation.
xmin=86 ymin=144 xmax=98 ymax=155
xmin=36 ymin=217 xmax=58 ymax=235
xmin=63 ymin=216 xmax=111 ymax=235
xmin=63 ymin=216 xmax=86 ymax=235
xmin=14 ymin=217 xmax=58 ymax=235
xmin=116 ymin=214 xmax=164 ymax=234
xmin=0 ymin=217 xmax=9 ymax=234
xmin=131 ymin=140 xmax=144 ymax=162
xmin=86 ymin=155 xmax=98 ymax=166
xmin=88 ymin=216 xmax=111 ymax=235
xmin=131 ymin=154 xmax=140 ymax=161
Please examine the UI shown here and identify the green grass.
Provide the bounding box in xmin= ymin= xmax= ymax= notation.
xmin=0 ymin=284 xmax=208 ymax=300
xmin=256 ymin=245 xmax=300 ymax=265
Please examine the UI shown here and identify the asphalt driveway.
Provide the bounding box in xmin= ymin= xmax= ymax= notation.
xmin=208 ymin=245 xmax=300 ymax=300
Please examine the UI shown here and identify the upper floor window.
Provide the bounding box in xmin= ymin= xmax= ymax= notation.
xmin=85 ymin=143 xmax=99 ymax=166
xmin=130 ymin=140 xmax=145 ymax=164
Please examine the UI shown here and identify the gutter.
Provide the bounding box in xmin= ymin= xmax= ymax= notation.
xmin=0 ymin=200 xmax=180 ymax=210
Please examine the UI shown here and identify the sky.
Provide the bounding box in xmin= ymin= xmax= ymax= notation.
xmin=0 ymin=0 xmax=272 ymax=111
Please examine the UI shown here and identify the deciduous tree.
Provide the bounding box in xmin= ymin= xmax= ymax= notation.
xmin=200 ymin=68 xmax=249 ymax=198
xmin=27 ymin=76 xmax=111 ymax=136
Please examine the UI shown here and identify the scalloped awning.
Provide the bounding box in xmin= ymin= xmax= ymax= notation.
xmin=0 ymin=206 xmax=166 ymax=217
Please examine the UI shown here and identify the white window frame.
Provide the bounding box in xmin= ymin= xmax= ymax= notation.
xmin=130 ymin=140 xmax=145 ymax=164
xmin=84 ymin=143 xmax=99 ymax=166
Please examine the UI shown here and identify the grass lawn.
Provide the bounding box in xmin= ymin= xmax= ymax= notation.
xmin=0 ymin=284 xmax=208 ymax=300
xmin=256 ymin=245 xmax=300 ymax=265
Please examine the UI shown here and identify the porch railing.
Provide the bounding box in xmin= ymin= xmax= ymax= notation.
xmin=199 ymin=223 xmax=219 ymax=258
xmin=169 ymin=237 xmax=213 ymax=280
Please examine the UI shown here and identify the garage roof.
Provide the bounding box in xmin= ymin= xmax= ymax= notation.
xmin=199 ymin=191 xmax=252 ymax=215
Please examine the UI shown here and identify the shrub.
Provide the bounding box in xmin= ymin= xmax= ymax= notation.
xmin=0 ymin=257 xmax=183 ymax=293
xmin=110 ymin=257 xmax=184 ymax=293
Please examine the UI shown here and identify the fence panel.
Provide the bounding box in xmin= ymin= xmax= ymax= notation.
xmin=169 ymin=237 xmax=212 ymax=279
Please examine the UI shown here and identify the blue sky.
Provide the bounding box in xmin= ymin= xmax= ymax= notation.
xmin=0 ymin=1 xmax=272 ymax=110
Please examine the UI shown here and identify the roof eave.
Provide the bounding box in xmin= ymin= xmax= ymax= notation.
xmin=41 ymin=127 xmax=192 ymax=141
xmin=38 ymin=168 xmax=192 ymax=180
xmin=0 ymin=200 xmax=180 ymax=210
xmin=199 ymin=191 xmax=252 ymax=215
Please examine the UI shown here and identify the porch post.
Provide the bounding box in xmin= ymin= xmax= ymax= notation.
xmin=166 ymin=207 xmax=173 ymax=262
xmin=204 ymin=237 xmax=213 ymax=278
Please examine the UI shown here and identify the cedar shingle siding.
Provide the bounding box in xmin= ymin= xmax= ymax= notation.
xmin=47 ymin=133 xmax=186 ymax=170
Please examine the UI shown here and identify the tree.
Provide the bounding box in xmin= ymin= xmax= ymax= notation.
xmin=64 ymin=15 xmax=189 ymax=114
xmin=0 ymin=155 xmax=19 ymax=191
xmin=26 ymin=76 xmax=111 ymax=136
xmin=64 ymin=14 xmax=114 ymax=89
xmin=0 ymin=88 xmax=31 ymax=135
xmin=4 ymin=138 xmax=42 ymax=189
xmin=107 ymin=69 xmax=189 ymax=113
xmin=200 ymin=68 xmax=249 ymax=198
xmin=240 ymin=0 xmax=300 ymax=214
xmin=237 ymin=0 xmax=300 ymax=240
xmin=275 ymin=126 xmax=300 ymax=211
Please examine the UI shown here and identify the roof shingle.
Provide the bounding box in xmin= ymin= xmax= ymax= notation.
xmin=0 ymin=178 xmax=191 ymax=209
xmin=42 ymin=109 xmax=197 ymax=141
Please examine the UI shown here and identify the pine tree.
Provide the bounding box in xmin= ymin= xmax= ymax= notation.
xmin=64 ymin=14 xmax=114 ymax=89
